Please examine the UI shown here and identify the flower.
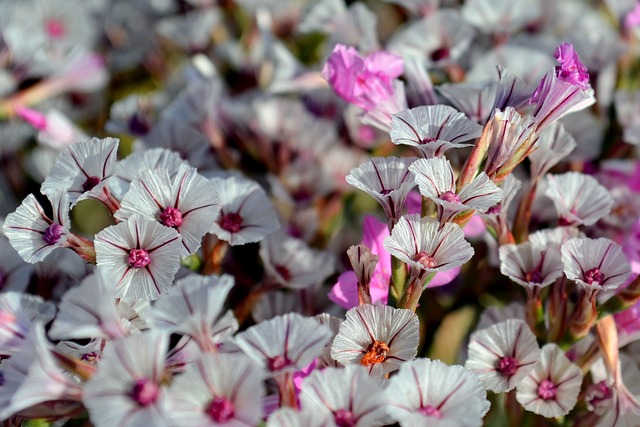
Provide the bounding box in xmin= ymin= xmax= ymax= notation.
xmin=410 ymin=157 xmax=503 ymax=223
xmin=40 ymin=137 xmax=119 ymax=206
xmin=115 ymin=164 xmax=220 ymax=256
xmin=166 ymin=353 xmax=265 ymax=427
xmin=0 ymin=292 xmax=56 ymax=358
xmin=331 ymin=304 xmax=419 ymax=375
xmin=209 ymin=175 xmax=280 ymax=246
xmin=3 ymin=191 xmax=70 ymax=263
xmin=516 ymin=344 xmax=583 ymax=418
xmin=528 ymin=123 xmax=576 ymax=179
xmin=235 ymin=313 xmax=332 ymax=376
xmin=83 ymin=331 xmax=171 ymax=427
xmin=346 ymin=157 xmax=416 ymax=226
xmin=545 ymin=172 xmax=613 ymax=227
xmin=465 ymin=319 xmax=541 ymax=392
xmin=48 ymin=270 xmax=133 ymax=341
xmin=94 ymin=215 xmax=182 ymax=301
xmin=384 ymin=214 xmax=474 ymax=276
xmin=561 ymin=237 xmax=631 ymax=295
xmin=299 ymin=365 xmax=390 ymax=426
xmin=389 ymin=105 xmax=482 ymax=158
xmin=322 ymin=44 xmax=403 ymax=111
xmin=530 ymin=43 xmax=595 ymax=131
xmin=259 ymin=231 xmax=335 ymax=289
xmin=499 ymin=241 xmax=564 ymax=289
xmin=386 ymin=358 xmax=491 ymax=427
xmin=141 ymin=274 xmax=238 ymax=352
xmin=0 ymin=322 xmax=83 ymax=421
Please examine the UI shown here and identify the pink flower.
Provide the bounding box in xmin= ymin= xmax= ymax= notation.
xmin=624 ymin=2 xmax=640 ymax=30
xmin=329 ymin=216 xmax=459 ymax=309
xmin=322 ymin=44 xmax=403 ymax=112
xmin=553 ymin=43 xmax=590 ymax=90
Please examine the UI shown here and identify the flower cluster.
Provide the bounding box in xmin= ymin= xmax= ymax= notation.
xmin=2 ymin=0 xmax=640 ymax=426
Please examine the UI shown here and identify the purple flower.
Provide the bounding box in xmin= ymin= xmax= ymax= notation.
xmin=553 ymin=43 xmax=590 ymax=90
xmin=322 ymin=44 xmax=403 ymax=111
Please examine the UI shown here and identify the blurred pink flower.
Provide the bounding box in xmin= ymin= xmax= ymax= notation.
xmin=329 ymin=215 xmax=460 ymax=309
xmin=322 ymin=44 xmax=403 ymax=111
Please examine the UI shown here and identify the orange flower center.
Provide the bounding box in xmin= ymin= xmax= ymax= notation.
xmin=360 ymin=340 xmax=390 ymax=367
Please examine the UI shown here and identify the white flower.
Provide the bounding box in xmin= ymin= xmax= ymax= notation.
xmin=299 ymin=365 xmax=390 ymax=427
xmin=516 ymin=344 xmax=583 ymax=418
xmin=94 ymin=215 xmax=182 ymax=301
xmin=561 ymin=237 xmax=631 ymax=294
xmin=386 ymin=358 xmax=491 ymax=427
xmin=235 ymin=313 xmax=332 ymax=375
xmin=83 ymin=331 xmax=171 ymax=427
xmin=499 ymin=241 xmax=564 ymax=289
xmin=41 ymin=137 xmax=119 ymax=206
xmin=141 ymin=274 xmax=238 ymax=351
xmin=3 ymin=191 xmax=70 ymax=263
xmin=545 ymin=172 xmax=613 ymax=226
xmin=115 ymin=164 xmax=220 ymax=256
xmin=331 ymin=304 xmax=419 ymax=376
xmin=166 ymin=353 xmax=265 ymax=427
xmin=0 ymin=292 xmax=55 ymax=358
xmin=210 ymin=175 xmax=280 ymax=246
xmin=384 ymin=214 xmax=474 ymax=275
xmin=466 ymin=319 xmax=541 ymax=392
xmin=389 ymin=105 xmax=482 ymax=158
xmin=259 ymin=231 xmax=335 ymax=289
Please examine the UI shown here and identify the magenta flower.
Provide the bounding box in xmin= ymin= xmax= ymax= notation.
xmin=322 ymin=44 xmax=403 ymax=112
xmin=553 ymin=43 xmax=590 ymax=90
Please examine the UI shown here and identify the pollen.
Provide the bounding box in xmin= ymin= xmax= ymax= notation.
xmin=360 ymin=340 xmax=390 ymax=367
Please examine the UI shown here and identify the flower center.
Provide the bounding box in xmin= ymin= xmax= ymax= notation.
xmin=267 ymin=355 xmax=292 ymax=372
xmin=414 ymin=252 xmax=437 ymax=269
xmin=129 ymin=113 xmax=151 ymax=135
xmin=334 ymin=409 xmax=357 ymax=427
xmin=130 ymin=378 xmax=159 ymax=406
xmin=487 ymin=204 xmax=502 ymax=215
xmin=496 ymin=356 xmax=518 ymax=377
xmin=42 ymin=223 xmax=63 ymax=245
xmin=585 ymin=380 xmax=613 ymax=410
xmin=82 ymin=176 xmax=101 ymax=192
xmin=431 ymin=47 xmax=450 ymax=62
xmin=206 ymin=396 xmax=235 ymax=423
xmin=220 ymin=212 xmax=243 ymax=233
xmin=160 ymin=207 xmax=183 ymax=228
xmin=45 ymin=19 xmax=65 ymax=39
xmin=537 ymin=379 xmax=557 ymax=400
xmin=439 ymin=191 xmax=460 ymax=203
xmin=80 ymin=352 xmax=100 ymax=364
xmin=128 ymin=249 xmax=151 ymax=268
xmin=524 ymin=269 xmax=543 ymax=284
xmin=275 ymin=265 xmax=291 ymax=281
xmin=360 ymin=340 xmax=389 ymax=367
xmin=584 ymin=267 xmax=604 ymax=285
xmin=420 ymin=405 xmax=442 ymax=418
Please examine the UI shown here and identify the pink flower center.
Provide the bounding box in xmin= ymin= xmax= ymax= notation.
xmin=130 ymin=378 xmax=159 ymax=406
xmin=586 ymin=380 xmax=613 ymax=409
xmin=496 ymin=356 xmax=518 ymax=377
xmin=414 ymin=252 xmax=437 ymax=269
xmin=160 ymin=207 xmax=183 ymax=228
xmin=584 ymin=267 xmax=604 ymax=285
xmin=275 ymin=265 xmax=291 ymax=281
xmin=431 ymin=47 xmax=450 ymax=62
xmin=334 ymin=409 xmax=357 ymax=427
xmin=220 ymin=212 xmax=243 ymax=233
xmin=420 ymin=405 xmax=442 ymax=418
xmin=267 ymin=355 xmax=292 ymax=372
xmin=45 ymin=19 xmax=65 ymax=39
xmin=128 ymin=249 xmax=151 ymax=268
xmin=206 ymin=396 xmax=235 ymax=423
xmin=43 ymin=223 xmax=63 ymax=245
xmin=537 ymin=379 xmax=557 ymax=400
xmin=524 ymin=269 xmax=543 ymax=284
xmin=440 ymin=191 xmax=460 ymax=203
xmin=486 ymin=204 xmax=502 ymax=215
xmin=82 ymin=176 xmax=101 ymax=192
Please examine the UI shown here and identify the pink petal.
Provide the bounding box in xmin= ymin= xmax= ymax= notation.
xmin=328 ymin=271 xmax=359 ymax=309
xmin=366 ymin=51 xmax=404 ymax=78
xmin=428 ymin=266 xmax=461 ymax=288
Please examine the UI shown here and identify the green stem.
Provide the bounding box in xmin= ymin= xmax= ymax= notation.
xmin=389 ymin=255 xmax=407 ymax=307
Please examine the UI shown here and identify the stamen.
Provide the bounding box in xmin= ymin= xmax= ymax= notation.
xmin=206 ymin=396 xmax=235 ymax=423
xmin=42 ymin=223 xmax=63 ymax=245
xmin=360 ymin=340 xmax=390 ymax=367
xmin=160 ymin=207 xmax=183 ymax=228
xmin=220 ymin=212 xmax=243 ymax=233
xmin=128 ymin=249 xmax=151 ymax=268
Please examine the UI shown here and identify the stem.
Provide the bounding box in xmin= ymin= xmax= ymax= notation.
xmin=512 ymin=178 xmax=539 ymax=243
xmin=547 ymin=278 xmax=568 ymax=343
xmin=52 ymin=350 xmax=96 ymax=381
xmin=389 ymin=256 xmax=407 ymax=307
xmin=397 ymin=271 xmax=430 ymax=312
xmin=458 ymin=122 xmax=491 ymax=188
xmin=525 ymin=287 xmax=545 ymax=338
xmin=274 ymin=372 xmax=298 ymax=409
xmin=66 ymin=233 xmax=96 ymax=264
xmin=203 ymin=239 xmax=229 ymax=275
